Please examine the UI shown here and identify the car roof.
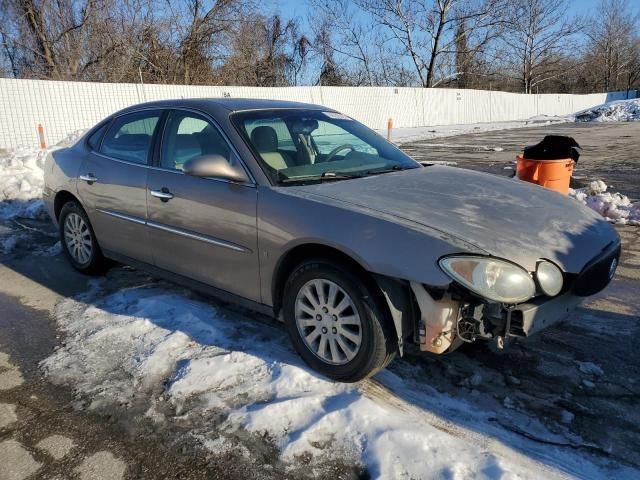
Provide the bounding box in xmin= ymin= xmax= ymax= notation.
xmin=118 ymin=97 xmax=333 ymax=114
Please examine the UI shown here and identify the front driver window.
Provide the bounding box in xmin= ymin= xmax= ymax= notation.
xmin=233 ymin=109 xmax=419 ymax=184
xmin=161 ymin=111 xmax=231 ymax=171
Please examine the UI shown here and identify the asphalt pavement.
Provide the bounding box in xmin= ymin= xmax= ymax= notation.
xmin=399 ymin=121 xmax=640 ymax=199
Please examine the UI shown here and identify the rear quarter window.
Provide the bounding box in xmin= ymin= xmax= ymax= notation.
xmin=87 ymin=122 xmax=109 ymax=150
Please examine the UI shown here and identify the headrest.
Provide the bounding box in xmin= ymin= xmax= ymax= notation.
xmin=251 ymin=126 xmax=278 ymax=152
xmin=174 ymin=134 xmax=201 ymax=153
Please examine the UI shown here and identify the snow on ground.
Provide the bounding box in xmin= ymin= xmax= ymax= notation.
xmin=570 ymin=180 xmax=640 ymax=225
xmin=383 ymin=97 xmax=640 ymax=145
xmin=378 ymin=115 xmax=567 ymax=145
xmin=573 ymin=98 xmax=640 ymax=123
xmin=41 ymin=282 xmax=634 ymax=479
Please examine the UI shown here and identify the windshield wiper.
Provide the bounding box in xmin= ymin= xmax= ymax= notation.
xmin=364 ymin=165 xmax=410 ymax=176
xmin=279 ymin=171 xmax=362 ymax=184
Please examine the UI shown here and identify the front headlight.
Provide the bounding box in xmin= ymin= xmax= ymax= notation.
xmin=439 ymin=256 xmax=536 ymax=304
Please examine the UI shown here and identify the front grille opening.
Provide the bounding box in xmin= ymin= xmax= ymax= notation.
xmin=509 ymin=310 xmax=525 ymax=337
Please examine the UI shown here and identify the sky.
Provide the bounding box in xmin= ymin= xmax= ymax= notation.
xmin=266 ymin=0 xmax=606 ymax=85
xmin=270 ymin=0 xmax=604 ymax=24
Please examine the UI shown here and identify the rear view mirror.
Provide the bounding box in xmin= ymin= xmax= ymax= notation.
xmin=183 ymin=154 xmax=249 ymax=183
xmin=290 ymin=119 xmax=319 ymax=134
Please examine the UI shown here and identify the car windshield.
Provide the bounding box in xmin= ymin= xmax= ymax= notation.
xmin=232 ymin=109 xmax=420 ymax=185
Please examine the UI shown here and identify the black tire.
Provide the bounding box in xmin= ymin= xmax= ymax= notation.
xmin=59 ymin=201 xmax=108 ymax=275
xmin=283 ymin=259 xmax=396 ymax=382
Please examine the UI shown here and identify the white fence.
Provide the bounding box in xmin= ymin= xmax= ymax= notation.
xmin=0 ymin=78 xmax=634 ymax=149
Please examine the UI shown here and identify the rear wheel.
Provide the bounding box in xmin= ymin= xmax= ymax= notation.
xmin=59 ymin=201 xmax=108 ymax=275
xmin=283 ymin=259 xmax=395 ymax=382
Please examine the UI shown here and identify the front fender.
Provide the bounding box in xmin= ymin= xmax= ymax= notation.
xmin=257 ymin=186 xmax=486 ymax=306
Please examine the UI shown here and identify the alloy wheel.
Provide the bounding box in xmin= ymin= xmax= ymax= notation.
xmin=64 ymin=212 xmax=93 ymax=265
xmin=295 ymin=279 xmax=363 ymax=365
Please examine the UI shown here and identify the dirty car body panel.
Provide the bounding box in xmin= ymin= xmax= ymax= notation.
xmin=44 ymin=98 xmax=621 ymax=380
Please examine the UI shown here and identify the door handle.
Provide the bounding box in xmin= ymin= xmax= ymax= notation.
xmin=79 ymin=174 xmax=97 ymax=184
xmin=150 ymin=188 xmax=174 ymax=202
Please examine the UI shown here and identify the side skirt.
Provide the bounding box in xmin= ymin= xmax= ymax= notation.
xmin=103 ymin=249 xmax=276 ymax=318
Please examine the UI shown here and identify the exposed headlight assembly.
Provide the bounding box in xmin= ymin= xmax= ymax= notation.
xmin=439 ymin=256 xmax=536 ymax=304
xmin=536 ymin=260 xmax=563 ymax=297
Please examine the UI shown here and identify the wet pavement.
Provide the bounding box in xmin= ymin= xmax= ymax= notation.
xmin=0 ymin=122 xmax=639 ymax=478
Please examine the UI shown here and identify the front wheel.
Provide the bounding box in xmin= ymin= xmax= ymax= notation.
xmin=59 ymin=201 xmax=108 ymax=275
xmin=283 ymin=260 xmax=396 ymax=382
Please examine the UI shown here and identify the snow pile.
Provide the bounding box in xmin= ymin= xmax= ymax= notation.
xmin=57 ymin=129 xmax=85 ymax=146
xmin=0 ymin=130 xmax=84 ymax=221
xmin=570 ymin=180 xmax=640 ymax=225
xmin=41 ymin=283 xmax=626 ymax=479
xmin=0 ymin=146 xmax=48 ymax=220
xmin=573 ymin=98 xmax=640 ymax=123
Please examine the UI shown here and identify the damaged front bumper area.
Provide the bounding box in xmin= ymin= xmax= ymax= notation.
xmin=409 ymin=282 xmax=584 ymax=354
xmin=409 ymin=242 xmax=620 ymax=354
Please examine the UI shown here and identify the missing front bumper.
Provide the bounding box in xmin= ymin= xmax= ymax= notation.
xmin=509 ymin=292 xmax=583 ymax=337
xmin=410 ymin=281 xmax=585 ymax=354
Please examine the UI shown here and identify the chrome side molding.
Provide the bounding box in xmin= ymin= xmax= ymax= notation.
xmin=96 ymin=208 xmax=146 ymax=225
xmin=147 ymin=221 xmax=250 ymax=253
xmin=95 ymin=208 xmax=250 ymax=253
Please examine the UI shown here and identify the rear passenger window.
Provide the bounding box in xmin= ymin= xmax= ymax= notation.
xmin=100 ymin=111 xmax=161 ymax=164
xmin=161 ymin=111 xmax=231 ymax=171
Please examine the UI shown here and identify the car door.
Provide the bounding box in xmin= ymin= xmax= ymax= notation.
xmin=76 ymin=109 xmax=162 ymax=264
xmin=146 ymin=109 xmax=260 ymax=302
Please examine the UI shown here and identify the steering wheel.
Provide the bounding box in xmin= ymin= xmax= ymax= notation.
xmin=323 ymin=144 xmax=355 ymax=162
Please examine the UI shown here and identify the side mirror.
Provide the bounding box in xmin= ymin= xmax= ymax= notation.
xmin=183 ymin=154 xmax=249 ymax=183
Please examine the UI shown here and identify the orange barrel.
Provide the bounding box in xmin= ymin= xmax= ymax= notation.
xmin=516 ymin=154 xmax=574 ymax=194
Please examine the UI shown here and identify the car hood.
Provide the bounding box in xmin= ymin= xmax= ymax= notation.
xmin=291 ymin=166 xmax=619 ymax=273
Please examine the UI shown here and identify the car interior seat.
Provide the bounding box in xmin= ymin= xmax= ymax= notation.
xmin=250 ymin=126 xmax=294 ymax=170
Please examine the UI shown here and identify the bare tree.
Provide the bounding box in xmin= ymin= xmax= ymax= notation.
xmin=311 ymin=18 xmax=348 ymax=86
xmin=0 ymin=0 xmax=636 ymax=94
xmin=310 ymin=0 xmax=381 ymax=85
xmin=290 ymin=27 xmax=311 ymax=86
xmin=355 ymin=0 xmax=505 ymax=87
xmin=0 ymin=30 xmax=19 ymax=77
xmin=220 ymin=14 xmax=308 ymax=86
xmin=454 ymin=18 xmax=471 ymax=87
xmin=0 ymin=0 xmax=155 ymax=81
xmin=162 ymin=0 xmax=250 ymax=84
xmin=624 ymin=39 xmax=640 ymax=96
xmin=583 ymin=0 xmax=639 ymax=92
xmin=499 ymin=0 xmax=582 ymax=93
